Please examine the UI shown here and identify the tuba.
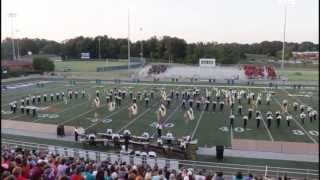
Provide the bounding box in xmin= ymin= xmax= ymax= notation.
xmin=108 ymin=101 xmax=116 ymax=112
xmin=184 ymin=108 xmax=195 ymax=121
xmin=128 ymin=103 xmax=138 ymax=118
xmin=94 ymin=97 xmax=101 ymax=108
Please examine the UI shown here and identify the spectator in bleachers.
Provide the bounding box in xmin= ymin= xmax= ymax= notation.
xmin=232 ymin=171 xmax=244 ymax=180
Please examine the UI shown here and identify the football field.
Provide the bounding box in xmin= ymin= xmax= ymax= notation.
xmin=1 ymin=80 xmax=319 ymax=148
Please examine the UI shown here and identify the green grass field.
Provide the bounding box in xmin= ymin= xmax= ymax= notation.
xmin=54 ymin=60 xmax=128 ymax=72
xmin=278 ymin=68 xmax=319 ymax=81
xmin=2 ymin=80 xmax=319 ymax=148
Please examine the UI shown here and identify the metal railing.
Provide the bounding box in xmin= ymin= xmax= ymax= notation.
xmin=1 ymin=139 xmax=318 ymax=179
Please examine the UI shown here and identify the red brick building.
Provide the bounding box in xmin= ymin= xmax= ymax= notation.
xmin=292 ymin=51 xmax=319 ymax=62
xmin=1 ymin=60 xmax=33 ymax=71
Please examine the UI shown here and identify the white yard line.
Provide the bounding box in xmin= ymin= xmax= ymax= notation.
xmin=116 ymin=101 xmax=159 ymax=133
xmin=280 ymin=88 xmax=304 ymax=104
xmin=150 ymin=101 xmax=183 ymax=137
xmin=32 ymin=100 xmax=89 ymax=122
xmin=190 ymin=110 xmax=205 ymax=140
xmin=122 ymin=82 xmax=275 ymax=89
xmin=273 ymin=97 xmax=318 ymax=144
xmin=260 ymin=117 xmax=274 ymax=142
xmin=251 ymin=87 xmax=274 ymax=142
xmin=117 ymin=108 xmax=152 ymax=133
xmin=84 ymin=105 xmax=129 ymax=130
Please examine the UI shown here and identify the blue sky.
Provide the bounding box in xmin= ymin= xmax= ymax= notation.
xmin=1 ymin=0 xmax=319 ymax=43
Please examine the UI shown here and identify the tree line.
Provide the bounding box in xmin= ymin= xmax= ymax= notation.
xmin=1 ymin=36 xmax=318 ymax=64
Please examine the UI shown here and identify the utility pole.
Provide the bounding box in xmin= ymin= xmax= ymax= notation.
xmin=8 ymin=13 xmax=16 ymax=60
xmin=281 ymin=1 xmax=288 ymax=70
xmin=140 ymin=28 xmax=143 ymax=60
xmin=16 ymin=29 xmax=20 ymax=59
xmin=98 ymin=37 xmax=101 ymax=60
xmin=127 ymin=9 xmax=131 ymax=69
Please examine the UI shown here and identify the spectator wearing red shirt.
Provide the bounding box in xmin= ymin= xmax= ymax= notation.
xmin=71 ymin=168 xmax=85 ymax=180
xmin=13 ymin=167 xmax=27 ymax=180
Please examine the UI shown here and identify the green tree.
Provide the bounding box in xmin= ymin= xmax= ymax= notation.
xmin=33 ymin=56 xmax=55 ymax=72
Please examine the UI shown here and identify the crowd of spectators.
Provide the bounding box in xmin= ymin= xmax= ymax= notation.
xmin=265 ymin=66 xmax=277 ymax=80
xmin=243 ymin=65 xmax=277 ymax=80
xmin=148 ymin=65 xmax=168 ymax=75
xmin=1 ymin=146 xmax=293 ymax=180
xmin=243 ymin=65 xmax=265 ymax=79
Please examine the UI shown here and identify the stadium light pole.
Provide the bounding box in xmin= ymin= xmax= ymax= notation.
xmin=279 ymin=0 xmax=295 ymax=70
xmin=127 ymin=9 xmax=131 ymax=69
xmin=140 ymin=27 xmax=143 ymax=62
xmin=98 ymin=37 xmax=101 ymax=60
xmin=281 ymin=1 xmax=288 ymax=70
xmin=16 ymin=29 xmax=20 ymax=59
xmin=8 ymin=13 xmax=17 ymax=60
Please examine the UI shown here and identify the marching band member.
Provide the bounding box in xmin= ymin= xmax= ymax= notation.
xmin=237 ymin=94 xmax=241 ymax=104
xmin=75 ymin=91 xmax=78 ymax=99
xmin=156 ymin=123 xmax=163 ymax=138
xmin=293 ymin=102 xmax=298 ymax=111
xmin=248 ymin=108 xmax=253 ymax=119
xmin=256 ymin=115 xmax=261 ymax=128
xmin=61 ymin=92 xmax=65 ymax=99
xmin=166 ymin=98 xmax=171 ymax=108
xmin=37 ymin=95 xmax=41 ymax=104
xmin=300 ymin=112 xmax=306 ymax=124
xmin=43 ymin=94 xmax=47 ymax=102
xmin=82 ymin=89 xmax=86 ymax=98
xmin=50 ymin=93 xmax=54 ymax=102
xmin=229 ymin=113 xmax=235 ymax=128
xmin=176 ymin=91 xmax=180 ymax=99
xmin=12 ymin=103 xmax=17 ymax=113
xmin=132 ymin=97 xmax=137 ymax=104
xmin=237 ymin=105 xmax=243 ymax=115
xmin=243 ymin=115 xmax=248 ymax=130
xmin=188 ymin=99 xmax=193 ymax=108
xmin=286 ymin=114 xmax=292 ymax=127
xmin=196 ymin=99 xmax=201 ymax=111
xmin=300 ymin=104 xmax=305 ymax=113
xmin=96 ymin=90 xmax=100 ymax=97
xmin=32 ymin=95 xmax=36 ymax=104
xmin=247 ymin=94 xmax=251 ymax=105
xmin=182 ymin=99 xmax=186 ymax=109
xmin=275 ymin=111 xmax=280 ymax=118
xmin=56 ymin=92 xmax=60 ymax=101
xmin=129 ymin=91 xmax=133 ymax=99
xmin=276 ymin=114 xmax=282 ymax=128
xmin=312 ymin=110 xmax=317 ymax=121
xmin=74 ymin=127 xmax=79 ymax=142
xmin=308 ymin=111 xmax=313 ymax=123
xmin=20 ymin=99 xmax=25 ymax=106
xmin=137 ymin=91 xmax=142 ymax=100
xmin=145 ymin=97 xmax=149 ymax=107
xmin=266 ymin=111 xmax=273 ymax=128
xmin=266 ymin=93 xmax=271 ymax=105
xmin=219 ymin=101 xmax=224 ymax=111
xmin=256 ymin=110 xmax=261 ymax=117
xmin=68 ymin=91 xmax=72 ymax=99
xmin=20 ymin=105 xmax=24 ymax=114
xmin=307 ymin=106 xmax=313 ymax=114
xmin=26 ymin=97 xmax=30 ymax=105
xmin=32 ymin=107 xmax=36 ymax=117
xmin=212 ymin=100 xmax=217 ymax=112
xmin=257 ymin=94 xmax=262 ymax=105
xmin=282 ymin=99 xmax=288 ymax=112
xmin=205 ymin=99 xmax=210 ymax=111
